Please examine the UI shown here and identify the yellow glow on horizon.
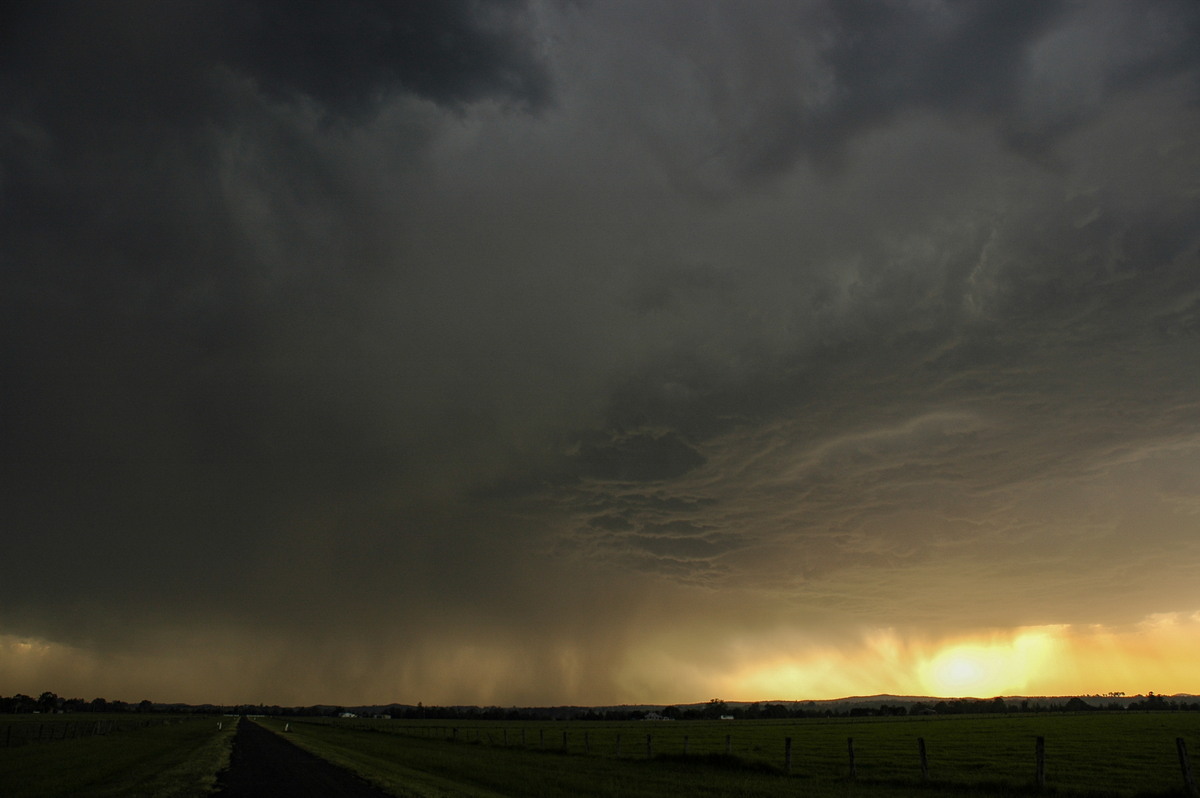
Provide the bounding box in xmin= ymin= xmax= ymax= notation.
xmin=3 ymin=611 xmax=1199 ymax=705
xmin=920 ymin=631 xmax=1059 ymax=697
xmin=712 ymin=615 xmax=1199 ymax=701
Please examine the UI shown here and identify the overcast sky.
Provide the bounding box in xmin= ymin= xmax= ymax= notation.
xmin=4 ymin=0 xmax=1200 ymax=706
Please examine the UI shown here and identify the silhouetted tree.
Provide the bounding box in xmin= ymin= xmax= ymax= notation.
xmin=37 ymin=691 xmax=59 ymax=714
xmin=702 ymin=699 xmax=729 ymax=719
xmin=760 ymin=703 xmax=789 ymax=719
xmin=1128 ymin=692 xmax=1175 ymax=711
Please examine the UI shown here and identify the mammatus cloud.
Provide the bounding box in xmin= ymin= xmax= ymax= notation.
xmin=2 ymin=0 xmax=1199 ymax=704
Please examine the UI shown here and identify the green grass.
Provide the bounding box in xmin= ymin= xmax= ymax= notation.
xmin=258 ymin=712 xmax=1200 ymax=797
xmin=0 ymin=716 xmax=235 ymax=798
xmin=254 ymin=717 xmax=859 ymax=797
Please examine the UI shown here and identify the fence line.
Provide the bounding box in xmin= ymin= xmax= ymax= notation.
xmin=0 ymin=716 xmax=198 ymax=748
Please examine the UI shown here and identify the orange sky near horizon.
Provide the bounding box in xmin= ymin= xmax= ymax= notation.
xmin=3 ymin=611 xmax=1196 ymax=706
xmin=714 ymin=613 xmax=1200 ymax=703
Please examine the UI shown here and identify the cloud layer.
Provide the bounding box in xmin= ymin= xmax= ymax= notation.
xmin=3 ymin=0 xmax=1200 ymax=704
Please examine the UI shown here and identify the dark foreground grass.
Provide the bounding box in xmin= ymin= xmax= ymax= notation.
xmin=257 ymin=717 xmax=912 ymax=797
xmin=269 ymin=713 xmax=1200 ymax=798
xmin=0 ymin=716 xmax=234 ymax=798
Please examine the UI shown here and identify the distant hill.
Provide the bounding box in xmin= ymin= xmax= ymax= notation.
xmin=332 ymin=693 xmax=1197 ymax=719
xmin=113 ymin=692 xmax=1196 ymax=718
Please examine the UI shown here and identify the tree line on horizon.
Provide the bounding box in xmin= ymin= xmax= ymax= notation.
xmin=1 ymin=692 xmax=157 ymax=715
xmin=5 ymin=692 xmax=1198 ymax=718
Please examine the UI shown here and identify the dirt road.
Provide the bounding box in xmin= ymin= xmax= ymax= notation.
xmin=213 ymin=718 xmax=395 ymax=797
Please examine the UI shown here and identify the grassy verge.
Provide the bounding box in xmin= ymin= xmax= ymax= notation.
xmin=0 ymin=717 xmax=235 ymax=798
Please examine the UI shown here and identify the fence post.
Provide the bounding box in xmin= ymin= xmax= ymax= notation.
xmin=848 ymin=737 xmax=856 ymax=780
xmin=615 ymin=732 xmax=621 ymax=757
xmin=785 ymin=737 xmax=793 ymax=774
xmin=726 ymin=733 xmax=731 ymax=755
xmin=1179 ymin=738 xmax=1197 ymax=797
xmin=646 ymin=733 xmax=653 ymax=758
xmin=918 ymin=737 xmax=929 ymax=781
xmin=1035 ymin=736 xmax=1046 ymax=790
xmin=683 ymin=735 xmax=689 ymax=755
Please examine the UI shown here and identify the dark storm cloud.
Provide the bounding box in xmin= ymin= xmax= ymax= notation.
xmin=1 ymin=0 xmax=549 ymax=454
xmin=223 ymin=0 xmax=552 ymax=116
xmin=4 ymin=0 xmax=1200 ymax=704
xmin=572 ymin=430 xmax=706 ymax=482
xmin=0 ymin=0 xmax=551 ymax=638
xmin=547 ymin=1 xmax=1200 ymax=617
xmin=1 ymin=0 xmax=549 ymax=117
xmin=568 ymin=0 xmax=1200 ymax=194
xmin=741 ymin=0 xmax=1067 ymax=174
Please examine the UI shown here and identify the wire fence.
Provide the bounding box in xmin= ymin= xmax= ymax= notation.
xmin=0 ymin=716 xmax=199 ymax=748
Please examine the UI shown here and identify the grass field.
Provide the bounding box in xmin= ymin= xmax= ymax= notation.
xmin=0 ymin=715 xmax=235 ymax=798
xmin=3 ymin=712 xmax=1194 ymax=797
xmin=260 ymin=712 xmax=1200 ymax=797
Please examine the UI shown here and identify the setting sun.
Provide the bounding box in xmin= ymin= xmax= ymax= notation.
xmin=616 ymin=618 xmax=1200 ymax=706
xmin=921 ymin=631 xmax=1059 ymax=697
xmin=926 ymin=646 xmax=1010 ymax=695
